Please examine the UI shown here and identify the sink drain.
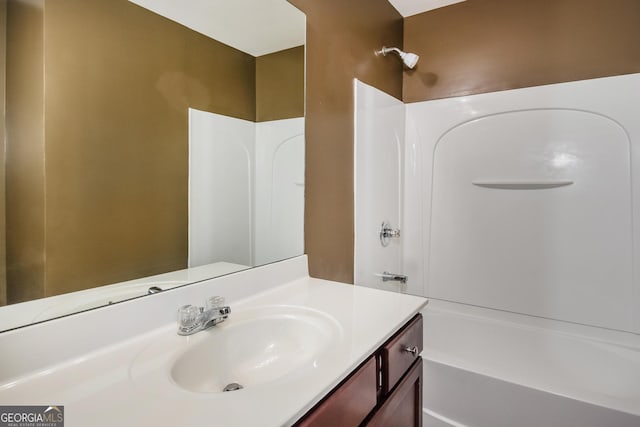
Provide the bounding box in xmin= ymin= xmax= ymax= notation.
xmin=223 ymin=383 xmax=244 ymax=392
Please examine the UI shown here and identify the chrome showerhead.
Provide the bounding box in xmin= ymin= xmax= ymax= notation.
xmin=376 ymin=46 xmax=420 ymax=69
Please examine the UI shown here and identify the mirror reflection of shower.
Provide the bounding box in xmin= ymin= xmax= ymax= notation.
xmin=188 ymin=109 xmax=304 ymax=269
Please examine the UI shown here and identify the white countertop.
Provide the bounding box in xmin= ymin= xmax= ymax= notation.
xmin=0 ymin=257 xmax=426 ymax=427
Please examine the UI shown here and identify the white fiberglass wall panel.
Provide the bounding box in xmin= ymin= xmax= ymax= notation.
xmin=254 ymin=118 xmax=305 ymax=266
xmin=406 ymin=74 xmax=640 ymax=333
xmin=430 ymin=110 xmax=631 ymax=330
xmin=354 ymin=80 xmax=411 ymax=293
xmin=189 ymin=108 xmax=254 ymax=268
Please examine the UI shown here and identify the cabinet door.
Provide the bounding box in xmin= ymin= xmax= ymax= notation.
xmin=366 ymin=358 xmax=422 ymax=427
xmin=295 ymin=356 xmax=378 ymax=427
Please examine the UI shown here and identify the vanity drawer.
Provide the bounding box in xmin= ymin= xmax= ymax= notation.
xmin=295 ymin=356 xmax=378 ymax=427
xmin=381 ymin=314 xmax=423 ymax=395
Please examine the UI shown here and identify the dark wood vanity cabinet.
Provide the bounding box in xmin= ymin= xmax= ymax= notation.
xmin=295 ymin=314 xmax=423 ymax=427
xmin=365 ymin=359 xmax=422 ymax=427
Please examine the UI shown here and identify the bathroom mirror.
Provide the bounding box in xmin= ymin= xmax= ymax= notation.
xmin=0 ymin=0 xmax=306 ymax=331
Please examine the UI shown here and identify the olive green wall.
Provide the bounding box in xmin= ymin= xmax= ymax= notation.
xmin=5 ymin=0 xmax=45 ymax=304
xmin=256 ymin=45 xmax=305 ymax=122
xmin=290 ymin=0 xmax=403 ymax=283
xmin=0 ymin=0 xmax=7 ymax=306
xmin=403 ymin=0 xmax=640 ymax=102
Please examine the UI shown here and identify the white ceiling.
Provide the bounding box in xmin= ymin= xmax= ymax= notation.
xmin=128 ymin=0 xmax=305 ymax=57
xmin=387 ymin=0 xmax=466 ymax=17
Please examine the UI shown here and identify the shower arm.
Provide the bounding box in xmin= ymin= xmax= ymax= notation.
xmin=377 ymin=47 xmax=401 ymax=57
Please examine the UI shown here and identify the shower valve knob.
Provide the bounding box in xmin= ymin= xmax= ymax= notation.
xmin=382 ymin=228 xmax=401 ymax=238
xmin=379 ymin=221 xmax=401 ymax=247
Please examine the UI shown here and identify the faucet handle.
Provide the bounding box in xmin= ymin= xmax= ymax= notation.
xmin=177 ymin=304 xmax=201 ymax=333
xmin=206 ymin=296 xmax=231 ymax=323
xmin=206 ymin=296 xmax=226 ymax=311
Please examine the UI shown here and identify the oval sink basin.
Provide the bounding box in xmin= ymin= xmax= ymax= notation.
xmin=168 ymin=306 xmax=339 ymax=393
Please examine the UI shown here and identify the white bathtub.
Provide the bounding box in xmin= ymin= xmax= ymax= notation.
xmin=421 ymin=300 xmax=640 ymax=427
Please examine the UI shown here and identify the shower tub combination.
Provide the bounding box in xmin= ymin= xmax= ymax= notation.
xmin=354 ymin=74 xmax=640 ymax=427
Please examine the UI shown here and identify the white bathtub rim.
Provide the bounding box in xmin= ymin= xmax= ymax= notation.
xmin=425 ymin=299 xmax=640 ymax=350
xmin=422 ymin=299 xmax=640 ymax=417
xmin=423 ymin=407 xmax=468 ymax=427
xmin=422 ymin=357 xmax=640 ymax=427
xmin=423 ymin=350 xmax=639 ymax=417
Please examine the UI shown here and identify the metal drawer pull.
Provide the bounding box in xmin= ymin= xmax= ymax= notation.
xmin=403 ymin=346 xmax=418 ymax=356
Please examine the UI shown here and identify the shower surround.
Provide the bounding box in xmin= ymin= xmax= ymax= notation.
xmin=354 ymin=74 xmax=640 ymax=426
xmin=189 ymin=109 xmax=304 ymax=269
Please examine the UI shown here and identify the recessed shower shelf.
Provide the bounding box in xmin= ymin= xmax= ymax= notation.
xmin=471 ymin=180 xmax=574 ymax=190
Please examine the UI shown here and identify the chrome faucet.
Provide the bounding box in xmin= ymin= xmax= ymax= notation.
xmin=177 ymin=296 xmax=231 ymax=336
